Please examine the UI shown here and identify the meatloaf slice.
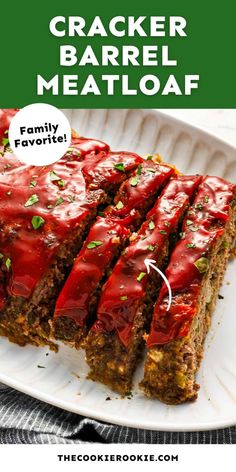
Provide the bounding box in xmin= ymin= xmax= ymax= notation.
xmin=0 ymin=136 xmax=141 ymax=348
xmin=53 ymin=160 xmax=174 ymax=347
xmin=140 ymin=176 xmax=236 ymax=404
xmin=86 ymin=175 xmax=202 ymax=395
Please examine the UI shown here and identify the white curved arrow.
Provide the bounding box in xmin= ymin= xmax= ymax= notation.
xmin=144 ymin=258 xmax=172 ymax=311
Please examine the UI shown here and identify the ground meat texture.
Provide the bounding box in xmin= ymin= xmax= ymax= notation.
xmin=141 ymin=176 xmax=236 ymax=404
xmin=53 ymin=218 xmax=130 ymax=348
xmin=104 ymin=160 xmax=175 ymax=230
xmin=0 ymin=137 xmax=142 ymax=349
xmin=86 ymin=175 xmax=202 ymax=395
xmin=53 ymin=160 xmax=174 ymax=348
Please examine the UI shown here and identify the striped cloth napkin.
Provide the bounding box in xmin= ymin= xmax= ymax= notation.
xmin=0 ymin=383 xmax=235 ymax=444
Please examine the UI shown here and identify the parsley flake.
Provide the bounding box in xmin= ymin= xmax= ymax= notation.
xmin=68 ymin=195 xmax=75 ymax=203
xmin=116 ymin=201 xmax=124 ymax=210
xmin=114 ymin=163 xmax=125 ymax=172
xmin=55 ymin=197 xmax=64 ymax=206
xmin=120 ymin=295 xmax=128 ymax=301
xmin=50 ymin=170 xmax=60 ymax=181
xmin=147 ymin=245 xmax=155 ymax=251
xmin=137 ymin=272 xmax=146 ymax=282
xmin=130 ymin=176 xmax=139 ymax=187
xmin=87 ymin=240 xmax=103 ymax=249
xmin=5 ymin=258 xmax=11 ymax=271
xmin=2 ymin=137 xmax=9 ymax=146
xmin=194 ymin=257 xmax=209 ymax=273
xmin=24 ymin=194 xmax=39 ymax=207
xmin=58 ymin=179 xmax=65 ymax=187
xmin=149 ymin=221 xmax=155 ymax=230
xmin=31 ymin=216 xmax=45 ymax=230
xmin=137 ymin=164 xmax=142 ymax=175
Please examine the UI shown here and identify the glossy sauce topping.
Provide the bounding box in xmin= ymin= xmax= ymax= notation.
xmin=0 ymin=153 xmax=104 ymax=301
xmin=93 ymin=175 xmax=201 ymax=347
xmin=104 ymin=160 xmax=174 ymax=227
xmin=82 ymin=151 xmax=143 ymax=189
xmin=54 ymin=160 xmax=173 ymax=325
xmin=54 ymin=218 xmax=129 ymax=324
xmin=147 ymin=176 xmax=236 ymax=347
xmin=0 ymin=109 xmax=18 ymax=142
xmin=0 ymin=137 xmax=141 ymax=305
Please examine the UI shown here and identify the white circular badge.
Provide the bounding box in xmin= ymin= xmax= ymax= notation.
xmin=9 ymin=104 xmax=71 ymax=166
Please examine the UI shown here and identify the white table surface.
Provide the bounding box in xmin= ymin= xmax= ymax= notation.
xmin=161 ymin=110 xmax=236 ymax=148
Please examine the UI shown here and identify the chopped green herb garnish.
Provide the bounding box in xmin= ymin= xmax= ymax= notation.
xmin=120 ymin=295 xmax=128 ymax=301
xmin=29 ymin=180 xmax=37 ymax=188
xmin=116 ymin=201 xmax=124 ymax=210
xmin=137 ymin=272 xmax=146 ymax=282
xmin=146 ymin=155 xmax=153 ymax=160
xmin=164 ymin=221 xmax=171 ymax=227
xmin=190 ymin=226 xmax=199 ymax=232
xmin=47 ymin=204 xmax=53 ymax=209
xmin=194 ymin=257 xmax=209 ymax=273
xmin=149 ymin=221 xmax=155 ymax=230
xmin=58 ymin=179 xmax=65 ymax=187
xmin=4 ymin=164 xmax=11 ymax=169
xmin=114 ymin=163 xmax=125 ymax=172
xmin=179 ymin=232 xmax=185 ymax=239
xmin=2 ymin=137 xmax=9 ymax=146
xmin=130 ymin=176 xmax=139 ymax=187
xmin=67 ymin=147 xmax=81 ymax=157
xmin=98 ymin=211 xmax=104 ymax=217
xmin=37 ymin=365 xmax=45 ymax=369
xmin=55 ymin=197 xmax=64 ymax=206
xmin=0 ymin=253 xmax=4 ymax=259
xmin=5 ymin=258 xmax=11 ymax=271
xmin=24 ymin=194 xmax=39 ymax=207
xmin=137 ymin=164 xmax=142 ymax=175
xmin=31 ymin=215 xmax=45 ymax=230
xmin=204 ymin=195 xmax=209 ymax=203
xmin=147 ymin=244 xmax=155 ymax=252
xmin=68 ymin=195 xmax=75 ymax=203
xmin=160 ymin=230 xmax=167 ymax=235
xmin=186 ymin=243 xmax=196 ymax=249
xmin=50 ymin=170 xmax=60 ymax=181
xmin=222 ymin=241 xmax=228 ymax=249
xmin=87 ymin=240 xmax=103 ymax=249
xmin=147 ymin=168 xmax=155 ymax=173
xmin=186 ymin=220 xmax=193 ymax=226
xmin=195 ymin=203 xmax=203 ymax=210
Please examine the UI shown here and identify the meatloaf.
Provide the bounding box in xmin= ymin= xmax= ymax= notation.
xmin=0 ymin=113 xmax=142 ymax=348
xmin=85 ymin=175 xmax=201 ymax=395
xmin=140 ymin=176 xmax=236 ymax=404
xmin=53 ymin=160 xmax=174 ymax=348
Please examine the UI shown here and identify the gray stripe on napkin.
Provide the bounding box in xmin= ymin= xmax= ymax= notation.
xmin=0 ymin=384 xmax=235 ymax=444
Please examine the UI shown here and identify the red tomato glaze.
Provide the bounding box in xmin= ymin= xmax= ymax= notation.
xmin=104 ymin=160 xmax=174 ymax=227
xmin=0 ymin=141 xmax=141 ymax=306
xmin=93 ymin=175 xmax=202 ymax=347
xmin=54 ymin=218 xmax=129 ymax=324
xmin=0 ymin=109 xmax=18 ymax=142
xmin=147 ymin=176 xmax=236 ymax=347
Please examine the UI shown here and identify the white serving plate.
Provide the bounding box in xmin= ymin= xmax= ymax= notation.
xmin=0 ymin=109 xmax=236 ymax=432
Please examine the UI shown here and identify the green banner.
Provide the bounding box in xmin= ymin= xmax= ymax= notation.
xmin=1 ymin=0 xmax=236 ymax=108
